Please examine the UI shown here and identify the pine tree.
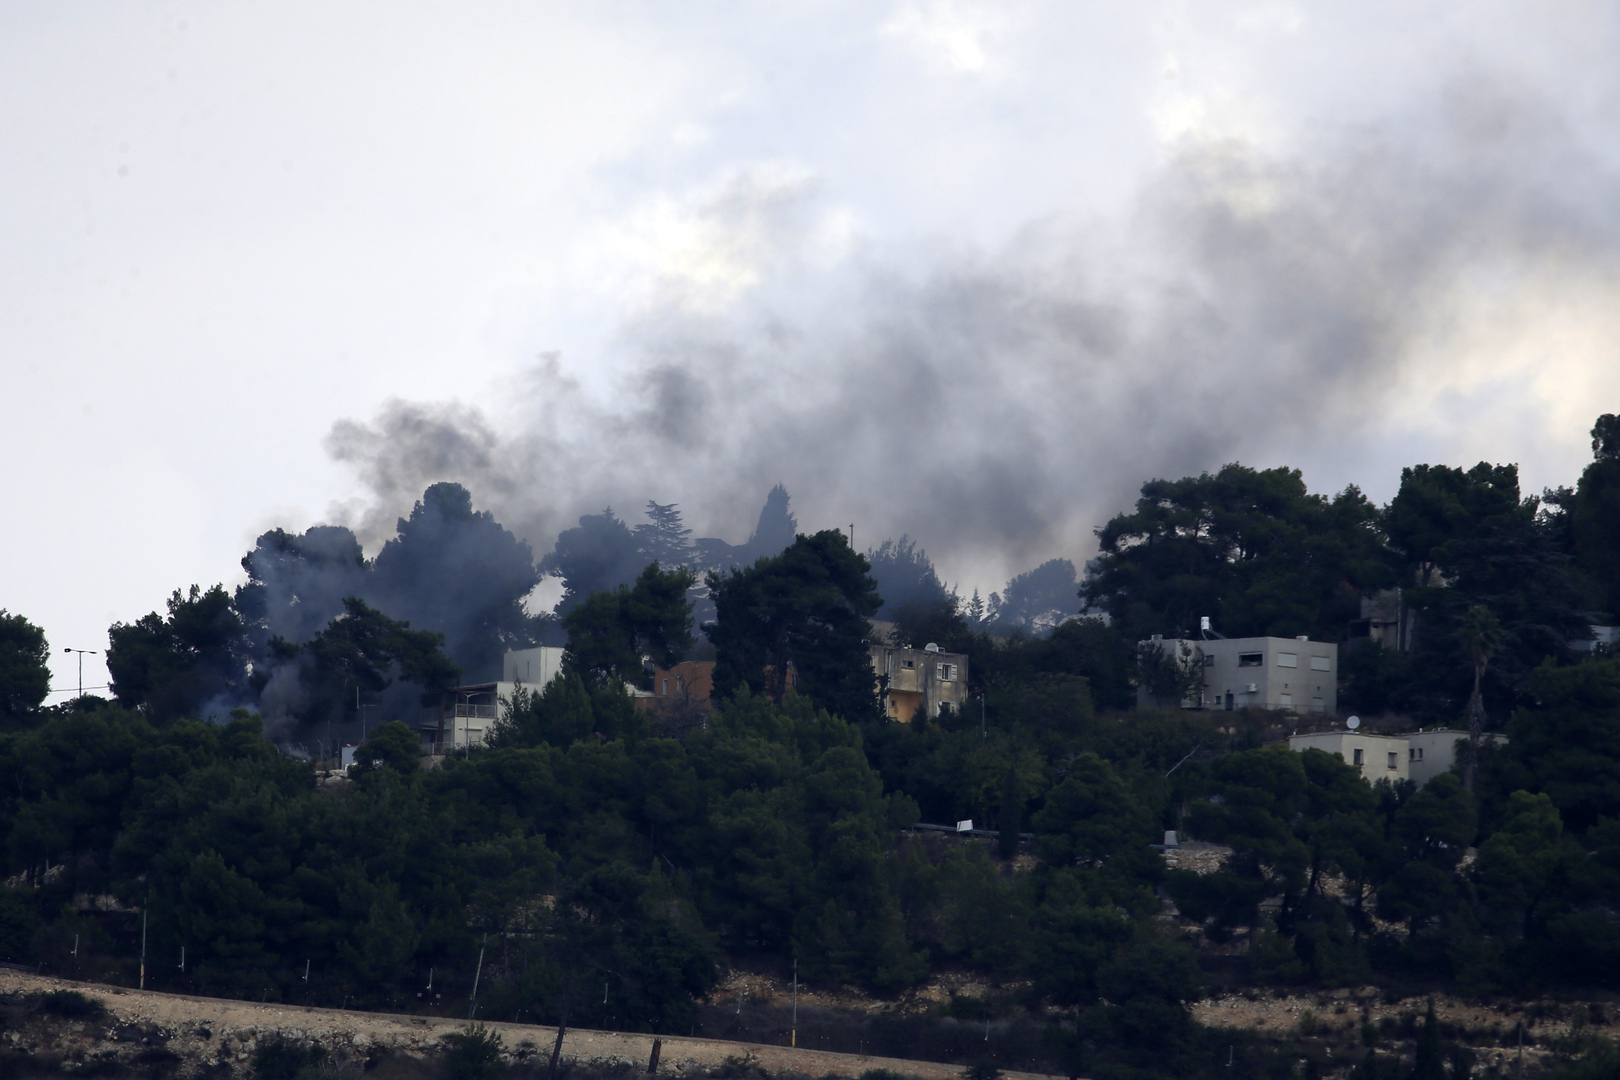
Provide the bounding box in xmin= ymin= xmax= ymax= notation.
xmin=1411 ymin=1001 xmax=1445 ymax=1080
xmin=635 ymin=501 xmax=692 ymax=567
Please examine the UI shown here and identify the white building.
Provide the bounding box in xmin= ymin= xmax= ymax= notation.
xmin=1138 ymin=635 xmax=1338 ymax=714
xmin=1288 ymin=727 xmax=1508 ymax=787
xmin=421 ymin=646 xmax=567 ymax=754
xmin=503 ymin=646 xmax=566 ymax=686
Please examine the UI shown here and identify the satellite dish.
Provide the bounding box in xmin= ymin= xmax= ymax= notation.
xmin=1346 ymin=716 xmax=1361 ymax=730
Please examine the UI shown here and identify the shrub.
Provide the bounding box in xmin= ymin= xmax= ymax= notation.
xmin=441 ymin=1023 xmax=504 ymax=1080
xmin=711 ymin=1053 xmax=770 ymax=1079
xmin=36 ymin=988 xmax=107 ymax=1020
xmin=253 ymin=1034 xmax=328 ymax=1080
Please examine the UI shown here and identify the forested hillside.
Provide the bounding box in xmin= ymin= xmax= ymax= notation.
xmin=1 ymin=415 xmax=1619 ymax=1079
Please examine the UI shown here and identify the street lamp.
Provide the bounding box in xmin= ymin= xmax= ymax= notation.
xmin=63 ymin=648 xmax=97 ymax=699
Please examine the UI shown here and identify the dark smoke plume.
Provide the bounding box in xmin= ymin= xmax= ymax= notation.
xmin=322 ymin=79 xmax=1620 ymax=593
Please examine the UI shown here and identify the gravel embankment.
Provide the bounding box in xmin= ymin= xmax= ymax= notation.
xmin=0 ymin=968 xmax=1062 ymax=1079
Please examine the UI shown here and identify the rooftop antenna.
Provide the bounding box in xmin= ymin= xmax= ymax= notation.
xmin=1347 ymin=716 xmax=1361 ymax=730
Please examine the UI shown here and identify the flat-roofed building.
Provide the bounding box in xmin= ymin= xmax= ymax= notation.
xmin=422 ymin=646 xmax=567 ymax=753
xmin=1288 ymin=730 xmax=1409 ymax=783
xmin=1289 ymin=728 xmax=1508 ymax=787
xmin=1405 ymin=728 xmax=1509 ymax=787
xmin=502 ymin=646 xmax=566 ymax=687
xmin=1138 ymin=635 xmax=1338 ymax=714
xmin=869 ymin=642 xmax=969 ymax=722
xmin=638 ymin=660 xmax=716 ymax=714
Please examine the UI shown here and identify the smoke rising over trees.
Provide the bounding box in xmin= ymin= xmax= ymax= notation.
xmin=315 ymin=81 xmax=1620 ymax=613
xmin=4 ymin=413 xmax=1620 ymax=1078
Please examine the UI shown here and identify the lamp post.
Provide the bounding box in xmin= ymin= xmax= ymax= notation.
xmin=63 ymin=648 xmax=97 ymax=699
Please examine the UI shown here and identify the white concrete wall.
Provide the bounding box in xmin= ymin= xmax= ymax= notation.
xmin=502 ymin=646 xmax=566 ymax=687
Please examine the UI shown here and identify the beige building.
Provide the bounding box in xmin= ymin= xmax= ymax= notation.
xmin=869 ymin=642 xmax=969 ymax=722
xmin=1288 ymin=730 xmax=1409 ymax=783
xmin=1288 ymin=727 xmax=1508 ymax=787
xmin=1139 ymin=635 xmax=1338 ymax=714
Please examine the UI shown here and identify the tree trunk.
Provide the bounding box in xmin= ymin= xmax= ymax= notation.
xmin=1463 ymin=660 xmax=1486 ymax=792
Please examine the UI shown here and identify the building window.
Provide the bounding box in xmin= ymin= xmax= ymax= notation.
xmin=662 ymin=679 xmax=669 ymax=696
xmin=1238 ymin=652 xmax=1263 ymax=667
xmin=902 ymin=659 xmax=914 ymax=669
xmin=1279 ymin=693 xmax=1293 ymax=707
xmin=1352 ymin=748 xmax=1364 ymax=766
xmin=1310 ymin=656 xmax=1332 ymax=672
xmin=1388 ymin=752 xmax=1398 ymax=769
xmin=937 ymin=663 xmax=957 ymax=681
xmin=1277 ymin=652 xmax=1298 ymax=668
xmin=1204 ymin=654 xmax=1216 ymax=667
xmin=1410 ymin=747 xmax=1424 ymax=762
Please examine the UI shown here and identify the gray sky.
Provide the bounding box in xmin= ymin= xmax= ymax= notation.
xmin=5 ymin=2 xmax=1619 ymax=698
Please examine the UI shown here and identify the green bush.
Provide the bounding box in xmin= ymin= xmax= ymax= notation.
xmin=441 ymin=1023 xmax=504 ymax=1080
xmin=252 ymin=1034 xmax=328 ymax=1080
xmin=36 ymin=988 xmax=106 ymax=1020
xmin=711 ymin=1053 xmax=770 ymax=1079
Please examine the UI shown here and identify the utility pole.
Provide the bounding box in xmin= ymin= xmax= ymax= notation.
xmin=791 ymin=958 xmax=798 ymax=1048
xmin=980 ymin=695 xmax=986 ymax=740
xmin=138 ymin=891 xmax=148 ymax=990
xmin=468 ymin=934 xmax=487 ymax=1019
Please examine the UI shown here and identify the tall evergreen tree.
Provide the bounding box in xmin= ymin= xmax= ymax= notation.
xmin=1572 ymin=413 xmax=1620 ymax=617
xmin=542 ymin=507 xmax=645 ymax=614
xmin=1387 ymin=462 xmax=1587 ymax=720
xmin=1084 ymin=464 xmax=1388 ymax=641
xmin=107 ymin=584 xmax=252 ymax=722
xmin=371 ymin=482 xmax=542 ymax=680
xmin=563 ymin=563 xmax=696 ymax=688
xmin=633 ymin=501 xmax=692 ymax=568
xmin=0 ymin=610 xmax=50 ymax=725
xmin=708 ymin=530 xmax=882 ymax=722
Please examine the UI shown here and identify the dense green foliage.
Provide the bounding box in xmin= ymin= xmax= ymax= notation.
xmin=562 ymin=563 xmax=696 ymax=688
xmin=708 ymin=530 xmax=884 ymax=722
xmin=0 ymin=609 xmax=50 ymax=725
xmin=7 ymin=416 xmax=1620 ymax=1080
xmin=1084 ymin=463 xmax=1389 ymax=643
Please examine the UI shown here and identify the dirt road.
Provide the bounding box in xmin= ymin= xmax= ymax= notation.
xmin=0 ymin=968 xmax=1062 ymax=1080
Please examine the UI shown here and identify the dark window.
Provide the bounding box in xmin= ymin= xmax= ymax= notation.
xmin=1238 ymin=652 xmax=1263 ymax=667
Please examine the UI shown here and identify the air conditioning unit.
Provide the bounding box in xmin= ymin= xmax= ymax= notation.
xmin=1245 ymin=683 xmax=1258 ymax=693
